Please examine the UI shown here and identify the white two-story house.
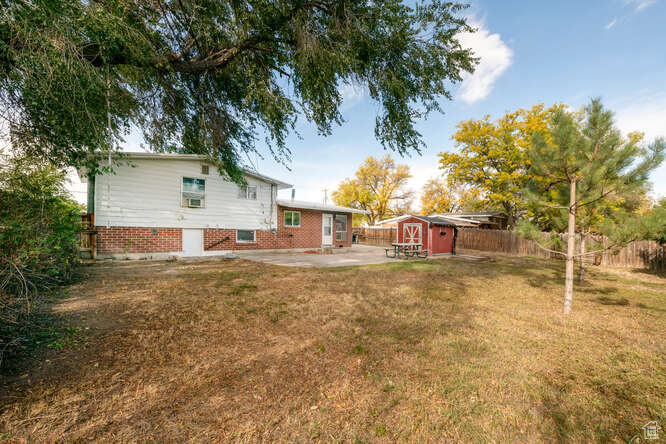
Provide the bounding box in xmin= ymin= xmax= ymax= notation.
xmin=78 ymin=153 xmax=365 ymax=259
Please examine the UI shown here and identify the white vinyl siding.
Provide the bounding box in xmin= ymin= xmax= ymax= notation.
xmin=94 ymin=159 xmax=277 ymax=230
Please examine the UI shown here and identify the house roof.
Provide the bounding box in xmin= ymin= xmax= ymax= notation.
xmin=277 ymin=199 xmax=368 ymax=214
xmin=77 ymin=152 xmax=292 ymax=189
xmin=378 ymin=214 xmax=478 ymax=227
xmin=429 ymin=214 xmax=481 ymax=227
xmin=414 ymin=216 xmax=458 ymax=227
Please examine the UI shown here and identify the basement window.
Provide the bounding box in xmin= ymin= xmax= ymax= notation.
xmin=335 ymin=214 xmax=347 ymax=241
xmin=284 ymin=211 xmax=301 ymax=227
xmin=236 ymin=230 xmax=256 ymax=243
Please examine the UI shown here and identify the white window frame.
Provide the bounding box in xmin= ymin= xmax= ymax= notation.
xmin=238 ymin=184 xmax=258 ymax=200
xmin=335 ymin=214 xmax=348 ymax=241
xmin=181 ymin=176 xmax=206 ymax=208
xmin=236 ymin=229 xmax=256 ymax=243
xmin=284 ymin=210 xmax=301 ymax=227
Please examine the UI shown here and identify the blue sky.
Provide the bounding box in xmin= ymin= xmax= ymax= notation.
xmin=69 ymin=0 xmax=666 ymax=206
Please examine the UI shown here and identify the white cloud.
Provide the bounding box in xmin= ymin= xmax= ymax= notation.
xmin=338 ymin=82 xmax=368 ymax=109
xmin=613 ymin=92 xmax=666 ymax=197
xmin=623 ymin=0 xmax=657 ymax=11
xmin=604 ymin=18 xmax=618 ymax=29
xmin=614 ymin=93 xmax=666 ymax=140
xmin=456 ymin=17 xmax=513 ymax=104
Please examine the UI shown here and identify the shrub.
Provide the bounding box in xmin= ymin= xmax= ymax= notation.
xmin=0 ymin=154 xmax=82 ymax=363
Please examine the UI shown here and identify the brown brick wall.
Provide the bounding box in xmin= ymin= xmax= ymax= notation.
xmin=96 ymin=226 xmax=182 ymax=254
xmin=96 ymin=208 xmax=354 ymax=254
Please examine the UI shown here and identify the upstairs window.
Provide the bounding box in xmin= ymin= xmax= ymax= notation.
xmin=284 ymin=211 xmax=301 ymax=227
xmin=335 ymin=214 xmax=347 ymax=241
xmin=182 ymin=177 xmax=205 ymax=208
xmin=238 ymin=185 xmax=258 ymax=200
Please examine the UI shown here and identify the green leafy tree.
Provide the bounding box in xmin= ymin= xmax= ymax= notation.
xmin=0 ymin=0 xmax=477 ymax=180
xmin=0 ymin=154 xmax=82 ymax=304
xmin=519 ymin=99 xmax=664 ymax=313
xmin=438 ymin=104 xmax=561 ymax=228
xmin=644 ymin=198 xmax=666 ymax=244
xmin=419 ymin=176 xmax=477 ymax=214
xmin=332 ymin=155 xmax=412 ymax=225
xmin=0 ymin=152 xmax=82 ymax=363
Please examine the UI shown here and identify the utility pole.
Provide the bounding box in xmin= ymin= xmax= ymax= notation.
xmin=322 ymin=188 xmax=328 ymax=204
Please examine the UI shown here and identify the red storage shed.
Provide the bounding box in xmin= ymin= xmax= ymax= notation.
xmin=396 ymin=216 xmax=458 ymax=256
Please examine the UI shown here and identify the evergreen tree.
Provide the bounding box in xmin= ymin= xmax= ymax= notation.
xmin=519 ymin=99 xmax=664 ymax=313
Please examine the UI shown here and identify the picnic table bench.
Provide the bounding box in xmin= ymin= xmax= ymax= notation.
xmin=385 ymin=242 xmax=428 ymax=259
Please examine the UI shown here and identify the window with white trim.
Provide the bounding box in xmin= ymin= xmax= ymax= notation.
xmin=236 ymin=230 xmax=255 ymax=243
xmin=335 ymin=214 xmax=347 ymax=241
xmin=182 ymin=177 xmax=205 ymax=208
xmin=238 ymin=185 xmax=257 ymax=200
xmin=284 ymin=211 xmax=301 ymax=227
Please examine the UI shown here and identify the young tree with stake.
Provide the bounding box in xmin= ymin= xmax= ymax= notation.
xmin=519 ymin=99 xmax=664 ymax=314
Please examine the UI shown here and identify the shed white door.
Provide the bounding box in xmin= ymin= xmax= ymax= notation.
xmin=403 ymin=223 xmax=422 ymax=244
xmin=322 ymin=214 xmax=333 ymax=245
xmin=182 ymin=229 xmax=203 ymax=256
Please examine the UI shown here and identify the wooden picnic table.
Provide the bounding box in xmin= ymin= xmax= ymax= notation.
xmin=385 ymin=242 xmax=427 ymax=259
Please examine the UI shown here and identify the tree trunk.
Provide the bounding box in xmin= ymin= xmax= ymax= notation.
xmin=578 ymin=231 xmax=586 ymax=283
xmin=563 ymin=179 xmax=576 ymax=314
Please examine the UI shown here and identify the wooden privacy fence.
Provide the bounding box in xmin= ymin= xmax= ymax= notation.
xmin=78 ymin=213 xmax=96 ymax=259
xmin=456 ymin=228 xmax=666 ymax=271
xmin=353 ymin=226 xmax=666 ymax=271
xmin=353 ymin=227 xmax=396 ymax=247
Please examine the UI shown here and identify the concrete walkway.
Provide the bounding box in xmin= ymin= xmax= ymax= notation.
xmin=236 ymin=244 xmax=417 ymax=268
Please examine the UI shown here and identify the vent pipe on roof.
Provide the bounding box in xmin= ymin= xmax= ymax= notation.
xmin=291 ymin=188 xmax=295 ymax=201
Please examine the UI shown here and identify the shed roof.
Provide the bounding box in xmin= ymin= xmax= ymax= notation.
xmin=402 ymin=215 xmax=457 ymax=227
xmin=277 ymin=199 xmax=368 ymax=214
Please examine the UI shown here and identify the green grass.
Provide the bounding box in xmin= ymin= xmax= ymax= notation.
xmin=1 ymin=255 xmax=664 ymax=443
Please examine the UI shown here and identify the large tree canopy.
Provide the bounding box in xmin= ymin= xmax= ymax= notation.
xmin=438 ymin=104 xmax=560 ymax=228
xmin=332 ymin=155 xmax=412 ymax=225
xmin=0 ymin=0 xmax=477 ymax=180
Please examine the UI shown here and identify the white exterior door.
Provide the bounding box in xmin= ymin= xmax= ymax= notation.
xmin=182 ymin=229 xmax=203 ymax=256
xmin=322 ymin=214 xmax=333 ymax=245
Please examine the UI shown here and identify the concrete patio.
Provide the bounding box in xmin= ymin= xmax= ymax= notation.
xmin=235 ymin=244 xmax=473 ymax=268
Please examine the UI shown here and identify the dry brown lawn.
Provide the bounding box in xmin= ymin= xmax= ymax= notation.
xmin=1 ymin=252 xmax=664 ymax=443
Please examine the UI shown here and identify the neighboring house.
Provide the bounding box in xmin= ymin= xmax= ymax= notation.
xmin=435 ymin=212 xmax=509 ymax=230
xmin=78 ymin=153 xmax=366 ymax=259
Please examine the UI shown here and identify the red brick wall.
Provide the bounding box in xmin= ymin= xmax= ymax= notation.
xmin=203 ymin=228 xmax=279 ymax=251
xmin=96 ymin=226 xmax=182 ymax=254
xmin=276 ymin=207 xmax=323 ymax=249
xmin=96 ymin=208 xmax=354 ymax=254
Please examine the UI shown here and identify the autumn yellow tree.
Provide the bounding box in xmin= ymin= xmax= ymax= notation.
xmin=419 ymin=176 xmax=478 ymax=214
xmin=332 ymin=155 xmax=412 ymax=225
xmin=438 ymin=104 xmax=561 ymax=228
